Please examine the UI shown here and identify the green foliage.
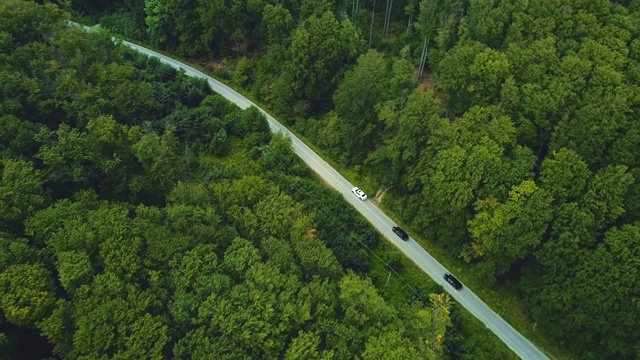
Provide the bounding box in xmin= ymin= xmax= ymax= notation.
xmin=299 ymin=0 xmax=331 ymax=21
xmin=22 ymin=0 xmax=640 ymax=357
xmin=223 ymin=237 xmax=261 ymax=277
xmin=0 ymin=332 xmax=11 ymax=357
xmin=69 ymin=274 xmax=166 ymax=359
xmin=0 ymin=263 xmax=56 ymax=326
xmin=254 ymin=193 xmax=302 ymax=240
xmin=64 ymin=0 xmax=640 ymax=356
xmin=362 ymin=330 xmax=421 ymax=360
xmin=532 ymin=224 xmax=640 ymax=358
xmin=339 ymin=271 xmax=399 ymax=333
xmin=210 ymin=128 xmax=229 ymax=156
xmin=258 ymin=132 xmax=300 ymax=174
xmin=2 ymin=5 xmax=452 ymax=359
xmin=56 ymin=251 xmax=93 ymax=294
xmin=131 ymin=128 xmax=182 ymax=201
xmin=100 ymin=11 xmax=146 ymax=41
xmin=84 ymin=62 xmax=159 ymax=125
xmin=168 ymin=244 xmax=229 ymax=328
xmin=465 ymin=181 xmax=554 ymax=279
xmin=261 ymin=237 xmax=300 ymax=276
xmin=144 ymin=0 xmax=174 ymax=47
xmin=263 ymin=4 xmax=295 ymax=47
xmin=0 ymin=0 xmax=66 ymax=51
xmin=288 ymin=11 xmax=364 ymax=115
xmin=0 ymin=115 xmax=44 ymax=159
xmin=0 ymin=234 xmax=39 ymax=272
xmin=36 ymin=124 xmax=95 ymax=186
xmin=285 ymin=330 xmax=331 ymax=359
xmin=37 ymin=300 xmax=74 ymax=357
xmin=540 ymin=148 xmax=591 ymax=203
xmin=435 ymin=40 xmax=487 ymax=114
xmin=290 ymin=216 xmax=343 ymax=281
xmin=0 ymin=159 xmax=47 ymax=232
xmin=367 ymin=88 xmax=444 ymax=189
xmin=469 ymin=48 xmax=511 ymax=105
xmin=332 ymin=49 xmax=392 ymax=165
xmin=231 ymin=56 xmax=252 ymax=88
xmin=167 ymin=181 xmax=211 ymax=207
xmin=583 ymin=165 xmax=635 ymax=228
xmin=210 ymin=175 xmax=279 ymax=212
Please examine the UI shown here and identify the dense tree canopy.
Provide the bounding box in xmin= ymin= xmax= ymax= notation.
xmin=12 ymin=0 xmax=640 ymax=357
xmin=0 ymin=2 xmax=457 ymax=359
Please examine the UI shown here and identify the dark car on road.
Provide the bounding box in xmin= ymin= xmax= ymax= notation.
xmin=392 ymin=226 xmax=409 ymax=241
xmin=444 ymin=273 xmax=463 ymax=290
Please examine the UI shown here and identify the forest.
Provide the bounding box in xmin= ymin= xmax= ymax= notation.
xmin=3 ymin=0 xmax=640 ymax=358
xmin=61 ymin=0 xmax=640 ymax=358
xmin=0 ymin=1 xmax=475 ymax=358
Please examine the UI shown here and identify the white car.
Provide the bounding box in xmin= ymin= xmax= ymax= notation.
xmin=351 ymin=187 xmax=367 ymax=201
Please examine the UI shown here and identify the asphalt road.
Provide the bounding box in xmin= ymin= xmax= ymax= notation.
xmin=71 ymin=22 xmax=550 ymax=360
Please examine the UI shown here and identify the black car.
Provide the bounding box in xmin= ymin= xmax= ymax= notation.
xmin=392 ymin=226 xmax=409 ymax=241
xmin=444 ymin=273 xmax=463 ymax=290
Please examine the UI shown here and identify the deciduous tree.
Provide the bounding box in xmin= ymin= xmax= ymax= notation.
xmin=0 ymin=159 xmax=47 ymax=232
xmin=0 ymin=263 xmax=56 ymax=326
xmin=333 ymin=49 xmax=391 ymax=165
xmin=465 ymin=180 xmax=553 ymax=278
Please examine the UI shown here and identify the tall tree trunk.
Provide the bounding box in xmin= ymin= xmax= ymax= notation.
xmin=383 ymin=0 xmax=389 ymax=36
xmin=383 ymin=0 xmax=393 ymax=37
xmin=417 ymin=37 xmax=429 ymax=81
xmin=232 ymin=36 xmax=241 ymax=56
xmin=416 ymin=38 xmax=426 ymax=81
xmin=354 ymin=0 xmax=360 ymax=25
xmin=369 ymin=0 xmax=376 ymax=47
xmin=384 ymin=0 xmax=393 ymax=36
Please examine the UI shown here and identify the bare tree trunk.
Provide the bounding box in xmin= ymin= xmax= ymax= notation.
xmin=417 ymin=37 xmax=429 ymax=81
xmin=416 ymin=38 xmax=426 ymax=80
xmin=383 ymin=0 xmax=393 ymax=37
xmin=384 ymin=0 xmax=393 ymax=36
xmin=369 ymin=0 xmax=376 ymax=47
xmin=383 ymin=0 xmax=389 ymax=36
xmin=233 ymin=36 xmax=241 ymax=56
xmin=354 ymin=0 xmax=360 ymax=25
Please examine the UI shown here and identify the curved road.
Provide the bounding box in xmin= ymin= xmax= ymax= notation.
xmin=71 ymin=22 xmax=549 ymax=360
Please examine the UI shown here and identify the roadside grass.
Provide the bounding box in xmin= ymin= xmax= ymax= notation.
xmin=98 ymin=27 xmax=569 ymax=360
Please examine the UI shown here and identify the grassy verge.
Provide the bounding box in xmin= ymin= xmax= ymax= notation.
xmin=101 ymin=28 xmax=569 ymax=360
